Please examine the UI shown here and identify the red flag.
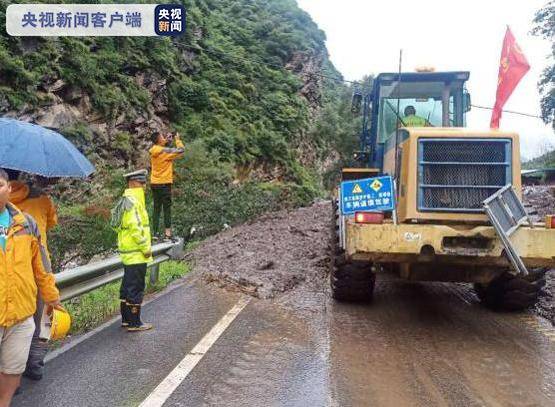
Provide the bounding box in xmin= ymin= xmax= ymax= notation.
xmin=490 ymin=27 xmax=530 ymax=128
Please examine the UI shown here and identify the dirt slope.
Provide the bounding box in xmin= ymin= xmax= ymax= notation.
xmin=523 ymin=186 xmax=555 ymax=324
xmin=189 ymin=200 xmax=331 ymax=299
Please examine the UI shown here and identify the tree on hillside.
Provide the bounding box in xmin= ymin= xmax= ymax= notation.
xmin=533 ymin=1 xmax=555 ymax=128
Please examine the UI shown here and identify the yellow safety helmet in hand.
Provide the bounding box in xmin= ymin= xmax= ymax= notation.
xmin=39 ymin=305 xmax=71 ymax=341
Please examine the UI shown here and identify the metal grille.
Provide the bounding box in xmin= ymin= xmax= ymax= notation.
xmin=421 ymin=141 xmax=507 ymax=163
xmin=418 ymin=138 xmax=512 ymax=212
xmin=421 ymin=165 xmax=507 ymax=187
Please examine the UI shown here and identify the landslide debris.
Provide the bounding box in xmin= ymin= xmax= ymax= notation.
xmin=524 ymin=186 xmax=555 ymax=325
xmin=523 ymin=186 xmax=555 ymax=222
xmin=190 ymin=200 xmax=331 ymax=299
xmin=190 ymin=186 xmax=555 ymax=324
xmin=536 ymin=270 xmax=555 ymax=325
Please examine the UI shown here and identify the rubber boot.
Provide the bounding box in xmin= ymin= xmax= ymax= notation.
xmin=22 ymin=338 xmax=47 ymax=380
xmin=127 ymin=304 xmax=153 ymax=332
xmin=120 ymin=300 xmax=130 ymax=327
xmin=23 ymin=301 xmax=48 ymax=381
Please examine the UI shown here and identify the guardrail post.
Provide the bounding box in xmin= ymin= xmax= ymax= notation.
xmin=169 ymin=238 xmax=184 ymax=259
xmin=149 ymin=263 xmax=160 ymax=286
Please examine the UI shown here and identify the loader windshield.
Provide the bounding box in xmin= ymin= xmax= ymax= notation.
xmin=377 ymin=80 xmax=462 ymax=143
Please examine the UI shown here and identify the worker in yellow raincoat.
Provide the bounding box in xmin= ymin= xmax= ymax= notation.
xmin=149 ymin=131 xmax=184 ymax=241
xmin=6 ymin=170 xmax=58 ymax=382
xmin=0 ymin=169 xmax=60 ymax=405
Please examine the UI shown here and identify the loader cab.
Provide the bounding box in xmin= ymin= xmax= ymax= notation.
xmin=366 ymin=71 xmax=471 ymax=170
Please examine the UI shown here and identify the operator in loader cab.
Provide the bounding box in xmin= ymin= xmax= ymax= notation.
xmin=400 ymin=105 xmax=432 ymax=127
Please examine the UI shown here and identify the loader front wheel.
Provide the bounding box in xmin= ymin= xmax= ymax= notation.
xmin=330 ymin=257 xmax=375 ymax=302
xmin=474 ymin=269 xmax=546 ymax=311
xmin=330 ymin=198 xmax=375 ymax=302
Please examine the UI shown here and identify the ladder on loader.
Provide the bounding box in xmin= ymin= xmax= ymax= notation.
xmin=483 ymin=185 xmax=533 ymax=276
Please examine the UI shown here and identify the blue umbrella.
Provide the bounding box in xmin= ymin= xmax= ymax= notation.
xmin=0 ymin=118 xmax=95 ymax=178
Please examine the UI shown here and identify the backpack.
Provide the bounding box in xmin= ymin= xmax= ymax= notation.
xmin=110 ymin=197 xmax=134 ymax=232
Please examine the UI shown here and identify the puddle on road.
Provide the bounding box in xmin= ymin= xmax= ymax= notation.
xmin=327 ymin=282 xmax=555 ymax=406
xmin=198 ymin=293 xmax=329 ymax=407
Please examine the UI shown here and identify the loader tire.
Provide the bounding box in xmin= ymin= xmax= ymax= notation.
xmin=330 ymin=198 xmax=375 ymax=302
xmin=474 ymin=268 xmax=546 ymax=311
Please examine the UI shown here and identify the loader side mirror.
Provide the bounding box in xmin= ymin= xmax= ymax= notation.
xmin=463 ymin=92 xmax=471 ymax=113
xmin=351 ymin=92 xmax=362 ymax=114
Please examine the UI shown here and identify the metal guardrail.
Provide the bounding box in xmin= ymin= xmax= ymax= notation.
xmin=56 ymin=239 xmax=184 ymax=301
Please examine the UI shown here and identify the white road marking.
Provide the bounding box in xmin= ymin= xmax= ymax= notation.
xmin=139 ymin=296 xmax=251 ymax=407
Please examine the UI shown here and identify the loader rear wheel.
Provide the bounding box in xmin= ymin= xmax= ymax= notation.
xmin=330 ymin=199 xmax=375 ymax=302
xmin=474 ymin=268 xmax=546 ymax=311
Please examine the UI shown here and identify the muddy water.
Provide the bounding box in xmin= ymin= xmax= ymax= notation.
xmin=327 ymin=282 xmax=555 ymax=406
xmin=169 ymin=279 xmax=555 ymax=406
xmin=185 ymin=198 xmax=555 ymax=406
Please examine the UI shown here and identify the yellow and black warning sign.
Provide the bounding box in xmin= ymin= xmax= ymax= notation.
xmin=352 ymin=183 xmax=363 ymax=194
xmin=370 ymin=179 xmax=383 ymax=192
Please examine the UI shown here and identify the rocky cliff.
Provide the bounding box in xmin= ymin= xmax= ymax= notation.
xmin=0 ymin=0 xmax=356 ymax=190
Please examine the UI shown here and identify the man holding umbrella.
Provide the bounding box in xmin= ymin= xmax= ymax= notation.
xmin=0 ymin=118 xmax=95 ymax=385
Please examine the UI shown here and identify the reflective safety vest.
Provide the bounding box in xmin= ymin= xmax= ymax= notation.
xmin=117 ymin=188 xmax=153 ymax=265
xmin=402 ymin=114 xmax=430 ymax=127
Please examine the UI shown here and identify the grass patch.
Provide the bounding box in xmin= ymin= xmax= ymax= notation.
xmin=63 ymin=261 xmax=189 ymax=335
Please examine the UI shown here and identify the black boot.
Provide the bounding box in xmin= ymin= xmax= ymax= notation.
xmin=127 ymin=304 xmax=153 ymax=332
xmin=120 ymin=300 xmax=130 ymax=327
xmin=23 ymin=336 xmax=47 ymax=380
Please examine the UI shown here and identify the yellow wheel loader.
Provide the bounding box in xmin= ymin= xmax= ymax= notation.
xmin=332 ymin=71 xmax=552 ymax=310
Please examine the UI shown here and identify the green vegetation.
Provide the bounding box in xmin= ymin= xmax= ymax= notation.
xmin=63 ymin=261 xmax=189 ymax=334
xmin=523 ymin=150 xmax=555 ymax=170
xmin=533 ymin=1 xmax=554 ymax=126
xmin=0 ymin=0 xmax=355 ymax=174
xmin=0 ymin=0 xmax=359 ymax=264
xmin=49 ymin=204 xmax=115 ymax=272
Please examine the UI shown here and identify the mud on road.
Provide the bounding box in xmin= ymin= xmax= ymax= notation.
xmin=189 ymin=200 xmax=330 ymax=299
xmin=523 ymin=186 xmax=555 ymax=325
xmin=189 ymin=187 xmax=555 ymax=324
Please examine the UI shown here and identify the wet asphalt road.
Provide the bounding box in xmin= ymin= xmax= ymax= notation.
xmin=13 ymin=273 xmax=555 ymax=407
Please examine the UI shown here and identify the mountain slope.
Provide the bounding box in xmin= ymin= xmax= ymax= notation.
xmin=0 ymin=0 xmax=359 ymax=266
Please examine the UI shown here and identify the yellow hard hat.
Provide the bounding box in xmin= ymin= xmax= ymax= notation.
xmin=39 ymin=306 xmax=71 ymax=341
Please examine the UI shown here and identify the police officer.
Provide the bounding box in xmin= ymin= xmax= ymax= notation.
xmin=116 ymin=170 xmax=153 ymax=332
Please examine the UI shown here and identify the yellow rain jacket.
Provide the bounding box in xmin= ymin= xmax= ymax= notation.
xmin=149 ymin=136 xmax=185 ymax=185
xmin=9 ymin=181 xmax=58 ymax=257
xmin=117 ymin=187 xmax=153 ymax=265
xmin=0 ymin=204 xmax=60 ymax=327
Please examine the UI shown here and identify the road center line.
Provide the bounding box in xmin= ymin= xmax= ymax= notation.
xmin=138 ymin=296 xmax=251 ymax=407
